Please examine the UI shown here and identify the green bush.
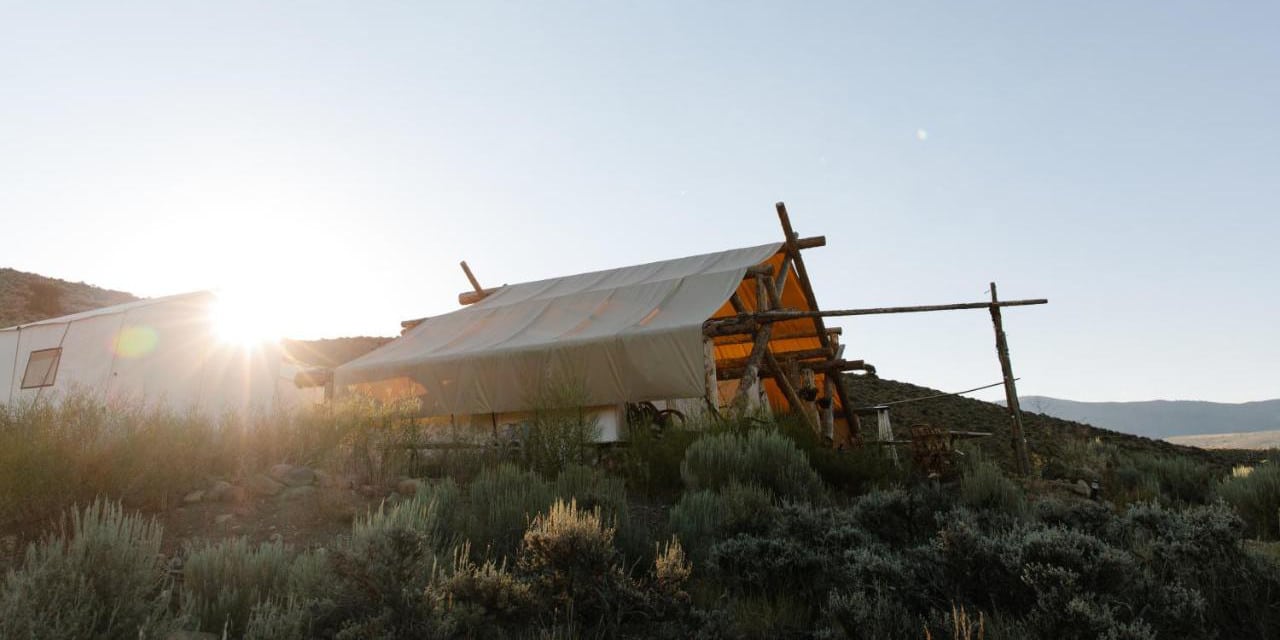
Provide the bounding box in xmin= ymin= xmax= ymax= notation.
xmin=1218 ymin=462 xmax=1280 ymax=539
xmin=180 ymin=537 xmax=294 ymax=636
xmin=522 ymin=382 xmax=600 ymax=477
xmin=960 ymin=454 xmax=1027 ymax=517
xmin=681 ymin=429 xmax=824 ymax=501
xmin=353 ymin=478 xmax=461 ymax=548
xmin=669 ymin=482 xmax=774 ymax=560
xmin=430 ymin=547 xmax=536 ymax=638
xmin=0 ymin=391 xmax=426 ymax=526
xmin=466 ymin=464 xmax=554 ymax=559
xmin=0 ymin=499 xmax=171 ymax=639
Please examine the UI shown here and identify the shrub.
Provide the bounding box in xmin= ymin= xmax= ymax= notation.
xmin=325 ymin=527 xmax=444 ymax=639
xmin=1033 ymin=496 xmax=1113 ymax=536
xmin=681 ymin=429 xmax=824 ymax=501
xmin=849 ymin=486 xmax=953 ymax=547
xmin=518 ymin=499 xmax=638 ymax=628
xmin=822 ymin=587 xmax=922 ymax=640
xmin=0 ymin=391 xmax=424 ymax=526
xmin=554 ymin=463 xmax=643 ymax=559
xmin=353 ymin=478 xmax=461 ymax=548
xmin=773 ymin=413 xmax=908 ymax=495
xmin=466 ymin=464 xmax=554 ymax=559
xmin=669 ymin=482 xmax=775 ymax=560
xmin=960 ymin=455 xmax=1027 ymax=518
xmin=522 ymin=382 xmax=600 ymax=477
xmin=0 ymin=499 xmax=171 ymax=639
xmin=653 ymin=536 xmax=692 ymax=593
xmin=243 ymin=596 xmax=314 ymax=640
xmin=180 ymin=537 xmax=294 ymax=636
xmin=1143 ymin=455 xmax=1216 ymax=506
xmin=430 ymin=546 xmax=536 ymax=638
xmin=1218 ymin=461 xmax=1280 ymax=539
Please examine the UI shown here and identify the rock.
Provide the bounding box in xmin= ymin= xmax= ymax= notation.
xmin=397 ymin=478 xmax=423 ymax=497
xmin=206 ymin=480 xmax=234 ymax=502
xmin=248 ymin=474 xmax=284 ymax=497
xmin=269 ymin=463 xmax=295 ymax=482
xmin=279 ymin=485 xmax=317 ymax=501
xmin=281 ymin=466 xmax=316 ymax=487
xmin=1070 ymin=479 xmax=1092 ymax=497
xmin=183 ymin=490 xmax=205 ymax=504
xmin=214 ymin=514 xmax=235 ymax=526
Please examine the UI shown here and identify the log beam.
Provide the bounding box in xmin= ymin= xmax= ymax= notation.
xmin=775 ymin=202 xmax=859 ymax=442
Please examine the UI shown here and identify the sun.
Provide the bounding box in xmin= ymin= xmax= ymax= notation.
xmin=211 ymin=291 xmax=284 ymax=346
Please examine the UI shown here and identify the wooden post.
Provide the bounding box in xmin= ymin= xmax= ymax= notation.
xmin=990 ymin=282 xmax=1032 ymax=476
xmin=776 ymin=202 xmax=862 ymax=444
xmin=703 ymin=337 xmax=720 ymax=413
xmin=875 ymin=406 xmax=899 ymax=467
xmin=460 ymin=261 xmax=484 ymax=293
xmin=819 ymin=375 xmax=835 ymax=441
xmin=730 ymin=325 xmax=772 ymax=410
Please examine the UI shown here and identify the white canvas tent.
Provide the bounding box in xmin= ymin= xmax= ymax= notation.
xmin=0 ymin=291 xmax=313 ymax=414
xmin=335 ymin=242 xmax=854 ymax=441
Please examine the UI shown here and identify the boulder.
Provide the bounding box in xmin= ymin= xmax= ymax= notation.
xmin=248 ymin=474 xmax=284 ymax=497
xmin=206 ymin=480 xmax=234 ymax=502
xmin=279 ymin=485 xmax=317 ymax=501
xmin=281 ymin=466 xmax=316 ymax=488
xmin=183 ymin=490 xmax=205 ymax=504
xmin=268 ymin=463 xmax=295 ymax=482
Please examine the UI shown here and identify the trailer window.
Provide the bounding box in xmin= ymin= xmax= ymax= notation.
xmin=21 ymin=348 xmax=61 ymax=389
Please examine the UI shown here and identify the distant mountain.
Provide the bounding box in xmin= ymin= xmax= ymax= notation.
xmin=0 ymin=268 xmax=138 ymax=328
xmin=1017 ymin=396 xmax=1280 ymax=439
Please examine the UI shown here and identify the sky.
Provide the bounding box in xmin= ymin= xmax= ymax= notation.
xmin=1 ymin=2 xmax=1277 ymax=403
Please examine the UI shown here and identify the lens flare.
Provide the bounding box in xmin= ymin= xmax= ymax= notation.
xmin=113 ymin=325 xmax=159 ymax=358
xmin=212 ymin=292 xmax=283 ymax=346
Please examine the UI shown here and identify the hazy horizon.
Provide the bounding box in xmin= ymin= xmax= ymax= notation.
xmin=3 ymin=2 xmax=1276 ymax=404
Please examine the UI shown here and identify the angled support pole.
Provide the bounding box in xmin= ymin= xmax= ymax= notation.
xmin=990 ymin=282 xmax=1033 ymax=476
xmin=775 ymin=202 xmax=862 ymax=445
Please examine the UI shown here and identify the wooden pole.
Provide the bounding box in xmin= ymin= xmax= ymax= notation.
xmin=703 ymin=337 xmax=720 ymax=413
xmin=775 ymin=202 xmax=862 ymax=444
xmin=713 ymin=326 xmax=841 ymax=346
xmin=990 ymin=282 xmax=1033 ymax=476
xmin=460 ymin=260 xmax=484 ymax=293
xmin=819 ymin=375 xmax=835 ymax=441
xmin=730 ymin=325 xmax=772 ymax=410
xmin=750 ymin=298 xmax=1049 ymax=320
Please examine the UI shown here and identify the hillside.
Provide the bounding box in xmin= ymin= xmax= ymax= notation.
xmin=0 ymin=267 xmax=138 ymax=327
xmin=1016 ymin=395 xmax=1280 ymax=438
xmin=844 ymin=375 xmax=1262 ymax=472
xmin=1168 ymin=428 xmax=1280 ymax=450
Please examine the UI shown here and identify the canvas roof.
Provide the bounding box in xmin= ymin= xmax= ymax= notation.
xmin=2 ymin=291 xmax=214 ymax=331
xmin=336 ymin=242 xmax=835 ymax=416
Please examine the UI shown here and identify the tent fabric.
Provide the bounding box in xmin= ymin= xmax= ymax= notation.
xmin=1 ymin=292 xmax=311 ymax=413
xmin=336 ymin=243 xmax=787 ymax=415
